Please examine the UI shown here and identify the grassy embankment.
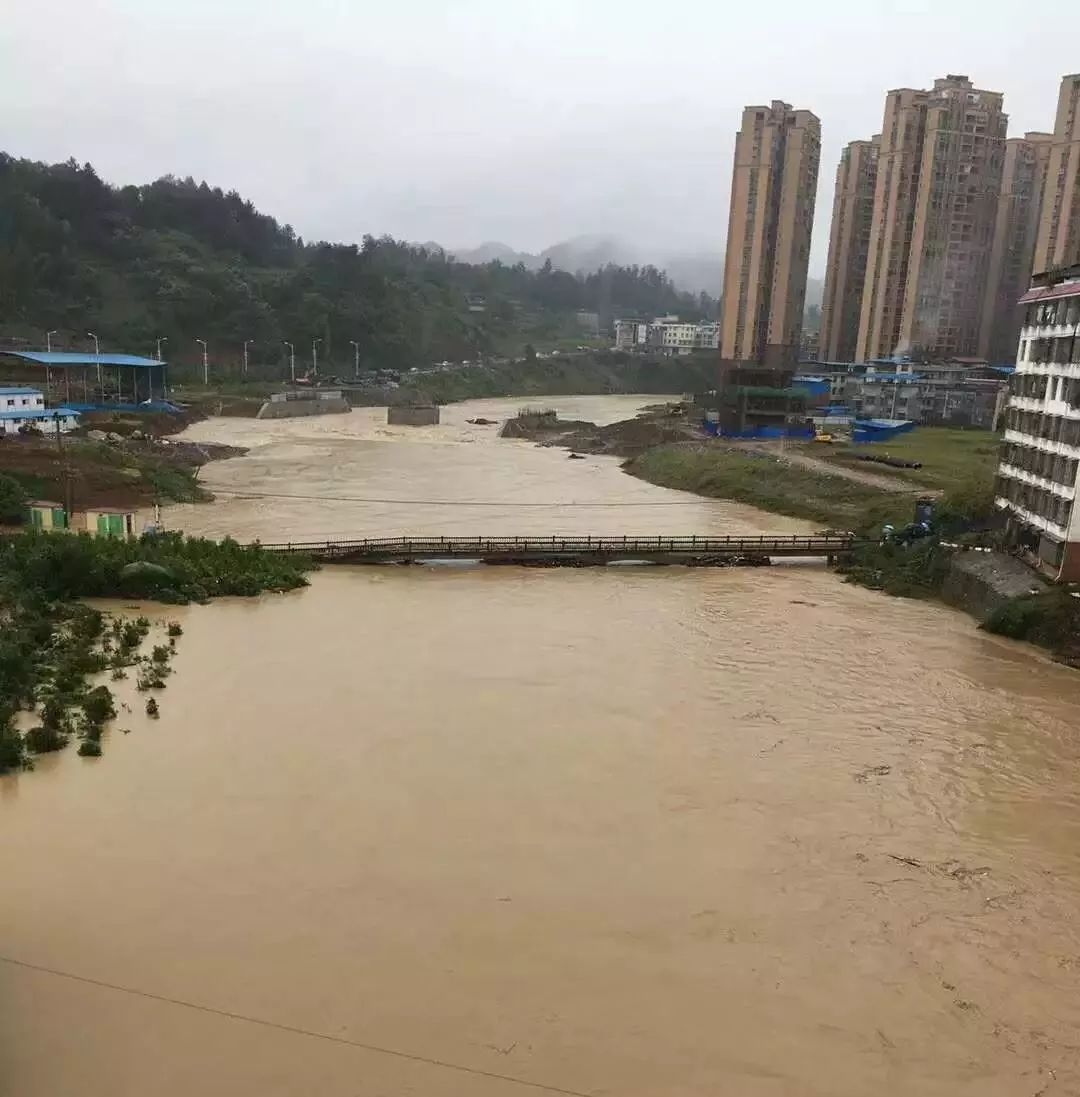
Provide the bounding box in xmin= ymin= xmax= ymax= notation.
xmin=627 ymin=428 xmax=996 ymax=530
xmin=627 ymin=426 xmax=1080 ymax=660
xmin=0 ymin=531 xmax=313 ymax=774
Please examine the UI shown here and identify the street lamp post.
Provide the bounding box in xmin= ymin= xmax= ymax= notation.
xmin=87 ymin=331 xmax=101 ymax=398
xmin=196 ymin=339 xmax=209 ymax=386
xmin=284 ymin=342 xmax=295 ymax=383
xmin=243 ymin=339 xmax=251 ymax=378
xmin=46 ymin=330 xmax=57 ymax=391
xmin=312 ymin=338 xmax=322 ymax=379
xmin=349 ymin=339 xmax=360 ymax=379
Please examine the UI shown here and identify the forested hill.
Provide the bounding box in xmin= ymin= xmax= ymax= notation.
xmin=0 ymin=155 xmax=714 ymax=372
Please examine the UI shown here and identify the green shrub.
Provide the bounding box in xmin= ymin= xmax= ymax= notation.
xmin=25 ymin=725 xmax=69 ymax=753
xmin=0 ymin=474 xmax=28 ymax=525
xmin=77 ymin=739 xmax=103 ymax=757
xmin=0 ymin=725 xmax=27 ymax=772
xmin=82 ymin=685 xmax=116 ymax=727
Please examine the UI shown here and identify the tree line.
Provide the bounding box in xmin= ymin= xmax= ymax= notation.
xmin=0 ymin=154 xmax=714 ymax=373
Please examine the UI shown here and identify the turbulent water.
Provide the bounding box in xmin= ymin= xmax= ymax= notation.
xmin=3 ymin=395 xmax=1080 ymax=1097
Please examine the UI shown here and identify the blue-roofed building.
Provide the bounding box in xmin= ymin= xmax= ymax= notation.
xmin=0 ymin=349 xmax=171 ymax=410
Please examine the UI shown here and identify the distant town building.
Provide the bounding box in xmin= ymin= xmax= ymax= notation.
xmin=0 ymin=386 xmax=79 ymax=435
xmin=820 ymin=138 xmax=880 ymax=363
xmin=857 ymin=75 xmax=1007 ymax=362
xmin=575 ymin=311 xmax=601 ymax=335
xmin=720 ymin=100 xmax=821 ymax=366
xmin=1033 ymin=74 xmax=1080 ymax=274
xmin=613 ymin=317 xmax=718 ymax=355
xmin=995 ymin=263 xmax=1080 ymax=580
xmin=613 ymin=319 xmax=650 ymax=350
xmin=979 ymin=132 xmax=1056 ymax=364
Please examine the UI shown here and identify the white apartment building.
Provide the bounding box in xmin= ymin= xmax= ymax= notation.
xmin=0 ymin=386 xmax=80 ymax=436
xmin=995 ymin=264 xmax=1080 ymax=580
xmin=613 ymin=317 xmax=719 ymax=356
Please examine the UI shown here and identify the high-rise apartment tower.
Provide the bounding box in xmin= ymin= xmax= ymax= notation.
xmin=1033 ymin=73 xmax=1080 ymax=274
xmin=720 ymin=100 xmax=821 ymax=366
xmin=979 ymin=132 xmax=1055 ymax=363
xmin=819 ymin=137 xmax=880 ymax=362
xmin=856 ymin=75 xmax=1007 ymax=362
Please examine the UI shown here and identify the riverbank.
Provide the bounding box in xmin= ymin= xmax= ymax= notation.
xmin=0 ymin=406 xmax=239 ymax=512
xmin=499 ymin=404 xmax=1080 ymax=662
xmin=0 ymin=531 xmax=312 ymax=774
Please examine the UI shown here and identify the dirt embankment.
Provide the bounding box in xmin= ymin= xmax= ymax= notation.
xmin=0 ymin=409 xmax=243 ymax=509
xmin=500 ymin=405 xmax=692 ymax=457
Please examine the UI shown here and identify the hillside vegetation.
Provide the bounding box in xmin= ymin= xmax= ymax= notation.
xmin=0 ymin=154 xmax=714 ymax=375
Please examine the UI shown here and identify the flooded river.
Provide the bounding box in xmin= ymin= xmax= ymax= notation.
xmin=3 ymin=395 xmax=1080 ymax=1096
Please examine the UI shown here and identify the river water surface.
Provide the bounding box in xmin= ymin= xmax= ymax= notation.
xmin=3 ymin=396 xmax=1080 ymax=1096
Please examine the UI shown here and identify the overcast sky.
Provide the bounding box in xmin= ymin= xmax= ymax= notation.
xmin=4 ymin=0 xmax=1078 ymax=279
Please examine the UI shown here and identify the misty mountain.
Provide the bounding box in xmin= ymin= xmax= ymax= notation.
xmin=452 ymin=234 xmax=716 ymax=296
xmin=450 ymin=234 xmax=824 ymax=308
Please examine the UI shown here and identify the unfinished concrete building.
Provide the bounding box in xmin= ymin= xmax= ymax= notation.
xmin=720 ymin=100 xmax=821 ymax=367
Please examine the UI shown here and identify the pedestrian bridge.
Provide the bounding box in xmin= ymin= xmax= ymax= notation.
xmin=257 ymin=533 xmax=860 ymax=566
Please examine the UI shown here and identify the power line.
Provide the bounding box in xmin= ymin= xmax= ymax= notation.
xmin=0 ymin=954 xmax=592 ymax=1097
xmin=211 ymin=488 xmax=708 ymax=507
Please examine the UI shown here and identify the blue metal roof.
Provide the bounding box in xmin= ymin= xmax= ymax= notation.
xmin=1 ymin=350 xmax=165 ymax=368
xmin=0 ymin=406 xmax=79 ymax=421
xmin=0 ymin=385 xmax=42 ymax=395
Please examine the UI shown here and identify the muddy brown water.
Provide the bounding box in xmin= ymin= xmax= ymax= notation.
xmin=3 ymin=396 xmax=1080 ymax=1096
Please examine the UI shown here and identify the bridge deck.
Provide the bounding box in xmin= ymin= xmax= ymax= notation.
xmin=258 ymin=534 xmax=858 ymax=565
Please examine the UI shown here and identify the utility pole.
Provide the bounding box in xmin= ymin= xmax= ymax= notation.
xmin=196 ymin=338 xmax=209 ymax=386
xmin=284 ymin=341 xmax=295 ymax=383
xmin=243 ymin=339 xmax=251 ymax=378
xmin=350 ymin=339 xmax=360 ymax=379
xmin=87 ymin=331 xmax=101 ymax=397
xmin=312 ymin=338 xmax=322 ymax=379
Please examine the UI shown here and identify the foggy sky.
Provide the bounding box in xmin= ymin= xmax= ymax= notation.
xmin=3 ymin=0 xmax=1077 ymax=280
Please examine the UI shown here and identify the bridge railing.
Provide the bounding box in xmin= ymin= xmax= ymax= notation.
xmin=256 ymin=533 xmax=858 ymax=556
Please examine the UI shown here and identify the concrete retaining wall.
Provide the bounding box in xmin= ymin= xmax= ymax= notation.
xmin=256 ymin=397 xmax=351 ymax=419
xmin=387 ymin=405 xmax=440 ymax=426
xmin=940 ymin=552 xmax=1044 ymax=623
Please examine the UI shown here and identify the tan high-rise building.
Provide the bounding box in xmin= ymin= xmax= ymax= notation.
xmin=856 ymin=75 xmax=1007 ymax=361
xmin=820 ymin=136 xmax=880 ymax=362
xmin=720 ymin=100 xmax=821 ymax=366
xmin=1033 ymin=73 xmax=1080 ymax=274
xmin=979 ymin=132 xmax=1055 ymax=363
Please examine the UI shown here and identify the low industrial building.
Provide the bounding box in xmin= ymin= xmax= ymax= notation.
xmin=27 ymin=501 xmax=70 ymax=531
xmin=25 ymin=503 xmax=137 ymax=538
xmin=797 ymin=358 xmax=1009 ymax=428
xmin=995 ymin=263 xmax=1080 ymax=580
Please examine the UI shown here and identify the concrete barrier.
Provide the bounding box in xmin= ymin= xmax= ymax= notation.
xmin=387 ymin=405 xmax=440 ymax=426
xmin=256 ymin=395 xmax=351 ymax=419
